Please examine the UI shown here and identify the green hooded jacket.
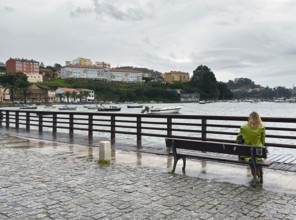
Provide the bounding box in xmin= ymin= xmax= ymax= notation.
xmin=236 ymin=124 xmax=266 ymax=161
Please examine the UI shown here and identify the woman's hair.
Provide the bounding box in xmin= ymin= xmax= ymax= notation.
xmin=248 ymin=111 xmax=264 ymax=128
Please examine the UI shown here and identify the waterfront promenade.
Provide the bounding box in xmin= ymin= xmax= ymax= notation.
xmin=1 ymin=133 xmax=296 ymax=219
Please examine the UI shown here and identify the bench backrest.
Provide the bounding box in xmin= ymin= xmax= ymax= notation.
xmin=166 ymin=138 xmax=267 ymax=158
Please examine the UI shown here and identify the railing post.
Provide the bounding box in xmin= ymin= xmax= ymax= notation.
xmin=69 ymin=113 xmax=74 ymax=134
xmin=201 ymin=116 xmax=207 ymax=141
xmin=39 ymin=114 xmax=43 ymax=133
xmin=137 ymin=116 xmax=141 ymax=146
xmin=88 ymin=114 xmax=93 ymax=138
xmin=0 ymin=110 xmax=3 ymax=127
xmin=6 ymin=111 xmax=9 ymax=128
xmin=15 ymin=111 xmax=19 ymax=129
xmin=26 ymin=112 xmax=30 ymax=131
xmin=53 ymin=113 xmax=57 ymax=134
xmin=111 ymin=115 xmax=115 ymax=144
xmin=167 ymin=117 xmax=172 ymax=138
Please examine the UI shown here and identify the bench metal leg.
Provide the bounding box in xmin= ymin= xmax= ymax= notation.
xmin=172 ymin=157 xmax=179 ymax=172
xmin=252 ymin=167 xmax=257 ymax=187
xmin=172 ymin=156 xmax=186 ymax=173
xmin=182 ymin=157 xmax=186 ymax=171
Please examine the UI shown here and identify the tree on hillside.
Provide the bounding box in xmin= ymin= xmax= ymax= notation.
xmin=77 ymin=93 xmax=84 ymax=102
xmin=274 ymin=86 xmax=291 ymax=99
xmin=65 ymin=91 xmax=71 ymax=103
xmin=0 ymin=74 xmax=17 ymax=101
xmin=15 ymin=73 xmax=30 ymax=103
xmin=227 ymin=78 xmax=258 ymax=89
xmin=191 ymin=65 xmax=219 ymax=99
xmin=54 ymin=63 xmax=62 ymax=71
xmin=71 ymin=91 xmax=77 ymax=102
xmin=40 ymin=62 xmax=45 ymax=68
xmin=0 ymin=72 xmax=30 ymax=102
xmin=83 ymin=91 xmax=90 ymax=102
xmin=217 ymin=82 xmax=233 ymax=100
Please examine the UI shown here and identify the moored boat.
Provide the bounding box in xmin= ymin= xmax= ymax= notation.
xmin=20 ymin=106 xmax=38 ymax=110
xmin=142 ymin=105 xmax=183 ymax=114
xmin=127 ymin=104 xmax=143 ymax=108
xmin=58 ymin=106 xmax=77 ymax=110
xmin=97 ymin=105 xmax=121 ymax=112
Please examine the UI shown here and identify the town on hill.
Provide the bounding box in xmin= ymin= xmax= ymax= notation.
xmin=0 ymin=57 xmax=295 ymax=104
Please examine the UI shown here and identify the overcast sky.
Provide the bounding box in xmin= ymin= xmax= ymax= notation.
xmin=1 ymin=0 xmax=296 ymax=88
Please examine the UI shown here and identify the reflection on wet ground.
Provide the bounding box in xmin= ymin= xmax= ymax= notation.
xmin=2 ymin=134 xmax=296 ymax=195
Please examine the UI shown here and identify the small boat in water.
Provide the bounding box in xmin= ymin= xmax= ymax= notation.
xmin=97 ymin=104 xmax=121 ymax=112
xmin=20 ymin=106 xmax=38 ymax=110
xmin=127 ymin=104 xmax=143 ymax=108
xmin=141 ymin=105 xmax=183 ymax=114
xmin=58 ymin=106 xmax=77 ymax=110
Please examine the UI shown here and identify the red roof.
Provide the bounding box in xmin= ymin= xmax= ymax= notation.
xmin=110 ymin=68 xmax=141 ymax=73
xmin=60 ymin=88 xmax=80 ymax=93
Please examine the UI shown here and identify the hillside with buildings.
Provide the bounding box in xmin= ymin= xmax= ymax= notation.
xmin=1 ymin=56 xmax=295 ymax=104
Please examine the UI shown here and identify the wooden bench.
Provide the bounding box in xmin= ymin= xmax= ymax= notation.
xmin=165 ymin=138 xmax=272 ymax=187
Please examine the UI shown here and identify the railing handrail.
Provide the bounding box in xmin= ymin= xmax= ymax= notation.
xmin=1 ymin=109 xmax=296 ymax=149
xmin=4 ymin=109 xmax=296 ymax=122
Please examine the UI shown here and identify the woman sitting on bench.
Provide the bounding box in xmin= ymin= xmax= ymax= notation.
xmin=236 ymin=111 xmax=266 ymax=176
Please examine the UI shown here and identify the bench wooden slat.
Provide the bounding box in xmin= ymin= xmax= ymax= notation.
xmin=166 ymin=138 xmax=268 ymax=158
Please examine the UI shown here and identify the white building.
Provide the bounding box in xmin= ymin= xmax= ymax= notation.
xmin=109 ymin=68 xmax=143 ymax=83
xmin=61 ymin=66 xmax=142 ymax=83
xmin=61 ymin=65 xmax=109 ymax=80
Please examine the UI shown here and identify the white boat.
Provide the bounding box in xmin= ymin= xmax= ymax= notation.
xmin=58 ymin=106 xmax=77 ymax=110
xmin=142 ymin=105 xmax=183 ymax=114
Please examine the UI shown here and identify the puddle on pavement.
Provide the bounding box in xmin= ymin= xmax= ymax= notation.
xmin=3 ymin=135 xmax=296 ymax=195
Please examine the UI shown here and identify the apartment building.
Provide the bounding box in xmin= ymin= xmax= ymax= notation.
xmin=109 ymin=68 xmax=143 ymax=83
xmin=61 ymin=65 xmax=108 ymax=80
xmin=6 ymin=58 xmax=43 ymax=83
xmin=162 ymin=71 xmax=189 ymax=83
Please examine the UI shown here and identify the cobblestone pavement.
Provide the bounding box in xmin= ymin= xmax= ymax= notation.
xmin=1 ymin=135 xmax=296 ymax=219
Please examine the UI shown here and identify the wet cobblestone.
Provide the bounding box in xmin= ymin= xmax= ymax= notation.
xmin=1 ymin=135 xmax=296 ymax=219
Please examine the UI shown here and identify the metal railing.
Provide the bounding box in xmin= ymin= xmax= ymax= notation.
xmin=1 ymin=109 xmax=296 ymax=149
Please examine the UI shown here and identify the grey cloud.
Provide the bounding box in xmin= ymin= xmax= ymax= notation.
xmin=3 ymin=6 xmax=14 ymax=12
xmin=71 ymin=0 xmax=153 ymax=21
xmin=70 ymin=7 xmax=92 ymax=17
